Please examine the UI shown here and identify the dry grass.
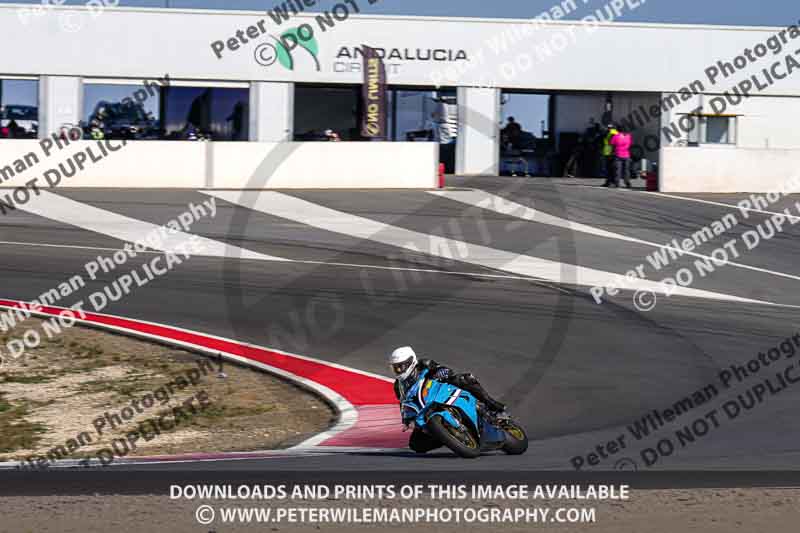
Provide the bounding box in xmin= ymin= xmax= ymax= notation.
xmin=0 ymin=318 xmax=335 ymax=463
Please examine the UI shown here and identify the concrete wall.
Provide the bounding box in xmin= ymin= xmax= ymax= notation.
xmin=660 ymin=146 xmax=800 ymax=193
xmin=211 ymin=142 xmax=439 ymax=188
xmin=0 ymin=140 xmax=439 ymax=189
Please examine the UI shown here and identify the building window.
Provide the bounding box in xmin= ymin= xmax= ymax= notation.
xmin=500 ymin=91 xmax=552 ymax=176
xmin=84 ymin=82 xmax=249 ymax=141
xmin=84 ymin=83 xmax=162 ymax=140
xmin=702 ymin=115 xmax=736 ymax=145
xmin=680 ymin=113 xmax=737 ymax=146
xmin=388 ymin=89 xmax=457 ymax=143
xmin=294 ymin=85 xmax=361 ymax=141
xmin=161 ymin=86 xmax=249 ymax=141
xmin=0 ymin=79 xmax=39 ymax=139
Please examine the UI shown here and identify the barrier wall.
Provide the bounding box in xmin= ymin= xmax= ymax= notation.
xmin=660 ymin=147 xmax=800 ymax=193
xmin=0 ymin=140 xmax=438 ymax=189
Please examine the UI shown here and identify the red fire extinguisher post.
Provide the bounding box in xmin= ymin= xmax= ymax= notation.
xmin=438 ymin=163 xmax=445 ymax=189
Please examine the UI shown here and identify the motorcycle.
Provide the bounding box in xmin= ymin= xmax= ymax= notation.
xmin=400 ymin=368 xmax=528 ymax=458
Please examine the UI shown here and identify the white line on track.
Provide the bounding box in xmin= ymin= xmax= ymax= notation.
xmin=205 ymin=191 xmax=773 ymax=306
xmin=6 ymin=190 xmax=285 ymax=261
xmin=0 ymin=238 xmax=548 ymax=282
xmin=430 ymin=189 xmax=800 ymax=284
xmin=645 ymin=191 xmax=800 ymax=221
xmin=0 ymin=239 xmax=166 ymax=254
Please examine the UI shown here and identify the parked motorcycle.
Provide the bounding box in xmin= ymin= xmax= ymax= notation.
xmin=400 ymin=368 xmax=528 ymax=458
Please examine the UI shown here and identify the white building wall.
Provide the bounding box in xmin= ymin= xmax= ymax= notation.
xmin=456 ymin=87 xmax=499 ymax=175
xmin=659 ymin=92 xmax=800 ymax=150
xmin=727 ymin=96 xmax=800 ymax=149
xmin=3 ymin=6 xmax=800 ymax=186
xmin=38 ymin=76 xmax=82 ymax=138
xmin=660 ymin=147 xmax=800 ymax=193
xmin=658 ymin=92 xmax=800 ymax=191
xmin=249 ymin=82 xmax=294 ymax=142
xmin=2 ymin=6 xmax=800 ymax=96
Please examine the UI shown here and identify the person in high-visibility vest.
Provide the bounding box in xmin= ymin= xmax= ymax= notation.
xmin=89 ymin=118 xmax=104 ymax=140
xmin=601 ymin=124 xmax=618 ymax=186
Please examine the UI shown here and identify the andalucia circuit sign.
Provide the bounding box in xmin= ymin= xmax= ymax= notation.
xmin=334 ymin=46 xmax=469 ymax=74
xmin=335 ymin=46 xmax=469 ymax=62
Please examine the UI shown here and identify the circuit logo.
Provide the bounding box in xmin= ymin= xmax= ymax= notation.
xmin=254 ymin=27 xmax=320 ymax=71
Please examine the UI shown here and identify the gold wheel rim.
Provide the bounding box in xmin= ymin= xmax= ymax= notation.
xmin=504 ymin=424 xmax=525 ymax=440
xmin=441 ymin=410 xmax=478 ymax=449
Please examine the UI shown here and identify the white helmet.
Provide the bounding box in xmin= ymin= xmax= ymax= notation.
xmin=389 ymin=346 xmax=417 ymax=381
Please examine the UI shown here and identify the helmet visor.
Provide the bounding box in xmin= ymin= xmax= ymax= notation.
xmin=391 ymin=358 xmax=414 ymax=377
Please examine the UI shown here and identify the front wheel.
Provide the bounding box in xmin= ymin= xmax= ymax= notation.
xmin=501 ymin=419 xmax=529 ymax=455
xmin=427 ymin=411 xmax=481 ymax=459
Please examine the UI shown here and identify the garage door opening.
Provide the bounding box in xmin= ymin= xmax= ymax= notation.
xmin=551 ymin=91 xmax=663 ymax=179
xmin=294 ymin=84 xmax=459 ymax=172
xmin=500 ymin=90 xmax=662 ymax=178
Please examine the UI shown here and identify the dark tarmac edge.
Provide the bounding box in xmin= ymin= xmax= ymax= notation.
xmin=3 ymin=469 xmax=800 ymax=495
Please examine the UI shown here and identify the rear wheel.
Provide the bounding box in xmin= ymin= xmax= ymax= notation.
xmin=501 ymin=419 xmax=528 ymax=455
xmin=427 ymin=409 xmax=481 ymax=459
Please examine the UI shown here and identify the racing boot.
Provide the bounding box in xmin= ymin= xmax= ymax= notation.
xmin=486 ymin=400 xmax=510 ymax=422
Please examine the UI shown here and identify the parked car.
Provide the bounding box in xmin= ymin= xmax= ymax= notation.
xmin=89 ymin=100 xmax=158 ymax=139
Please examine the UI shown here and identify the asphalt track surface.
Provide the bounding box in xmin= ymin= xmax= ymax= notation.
xmin=3 ymin=177 xmax=800 ymax=478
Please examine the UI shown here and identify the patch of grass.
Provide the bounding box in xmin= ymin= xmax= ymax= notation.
xmin=2 ymin=375 xmax=53 ymax=385
xmin=194 ymin=404 xmax=275 ymax=422
xmin=76 ymin=379 xmax=110 ymax=395
xmin=0 ymin=393 xmax=47 ymax=453
xmin=115 ymin=383 xmax=142 ymax=398
xmin=62 ymin=357 xmax=113 ymax=374
xmin=27 ymin=399 xmax=57 ymax=408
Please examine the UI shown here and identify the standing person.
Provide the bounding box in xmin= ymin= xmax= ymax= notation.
xmin=563 ymin=135 xmax=585 ymax=178
xmin=502 ymin=117 xmax=523 ymax=148
xmin=426 ymin=112 xmax=443 ymax=142
xmin=610 ymin=125 xmax=633 ymax=189
xmin=583 ymin=118 xmax=601 ymax=176
xmin=601 ymin=124 xmax=618 ymax=186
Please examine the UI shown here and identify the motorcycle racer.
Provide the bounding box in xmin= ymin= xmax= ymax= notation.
xmin=389 ymin=346 xmax=507 ymax=453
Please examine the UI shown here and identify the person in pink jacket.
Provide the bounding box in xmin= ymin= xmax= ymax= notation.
xmin=609 ymin=125 xmax=633 ymax=188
